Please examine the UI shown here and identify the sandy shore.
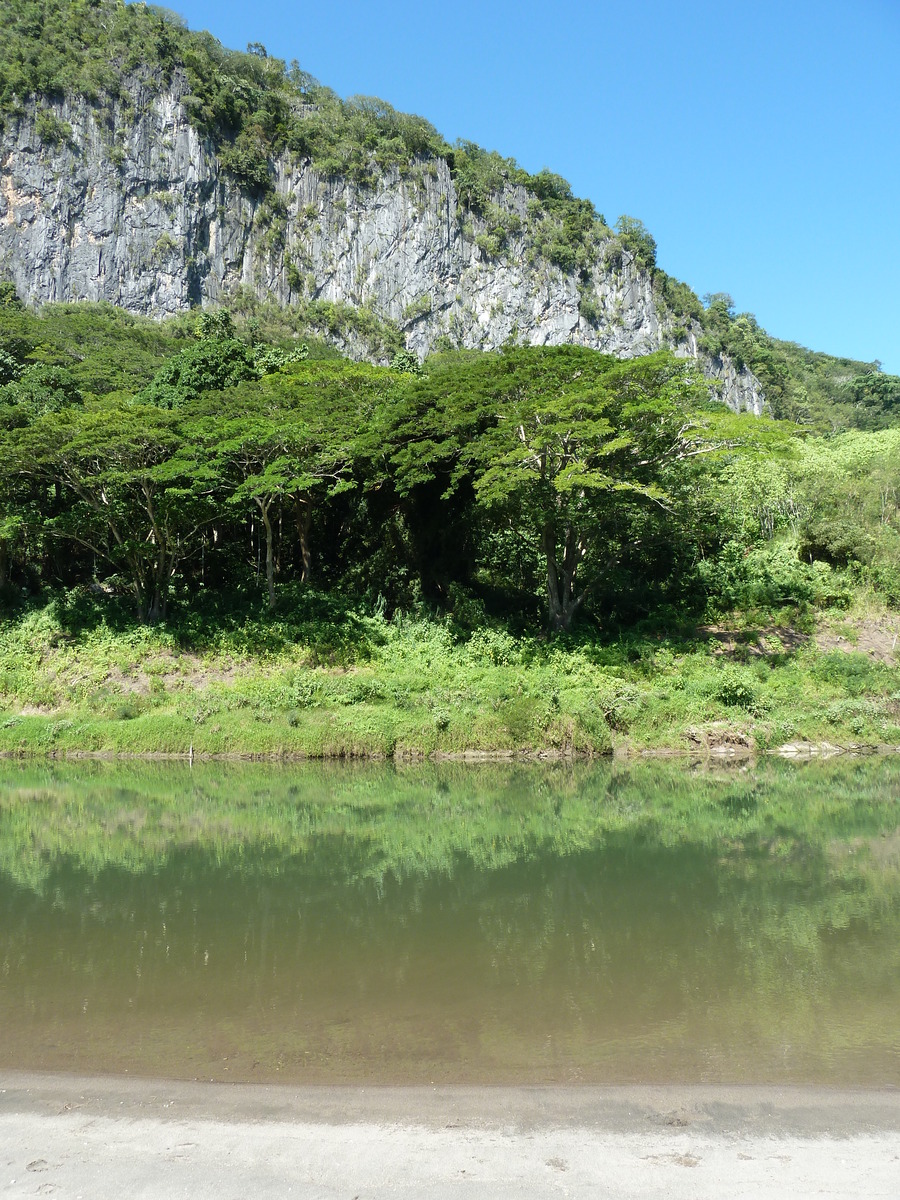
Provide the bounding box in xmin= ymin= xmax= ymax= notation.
xmin=2 ymin=1071 xmax=899 ymax=1198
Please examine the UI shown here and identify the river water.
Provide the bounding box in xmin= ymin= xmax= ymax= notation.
xmin=1 ymin=757 xmax=898 ymax=1085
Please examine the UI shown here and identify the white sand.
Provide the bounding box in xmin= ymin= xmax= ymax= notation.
xmin=2 ymin=1072 xmax=898 ymax=1198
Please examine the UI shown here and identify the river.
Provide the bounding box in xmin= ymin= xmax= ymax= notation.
xmin=1 ymin=757 xmax=898 ymax=1085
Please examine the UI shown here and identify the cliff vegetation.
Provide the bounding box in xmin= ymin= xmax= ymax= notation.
xmin=5 ymin=0 xmax=893 ymax=427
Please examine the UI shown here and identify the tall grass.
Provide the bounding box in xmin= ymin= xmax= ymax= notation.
xmin=0 ymin=594 xmax=897 ymax=757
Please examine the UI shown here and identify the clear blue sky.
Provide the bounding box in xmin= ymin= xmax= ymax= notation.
xmin=170 ymin=0 xmax=899 ymax=372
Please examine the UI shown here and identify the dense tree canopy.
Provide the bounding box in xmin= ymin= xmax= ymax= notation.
xmin=391 ymin=348 xmax=788 ymax=630
xmin=0 ymin=299 xmax=896 ymax=633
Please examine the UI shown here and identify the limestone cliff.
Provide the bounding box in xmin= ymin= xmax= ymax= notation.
xmin=0 ymin=82 xmax=764 ymax=413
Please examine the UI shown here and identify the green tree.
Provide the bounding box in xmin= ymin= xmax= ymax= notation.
xmin=0 ymin=282 xmax=23 ymax=310
xmin=139 ymin=337 xmax=260 ymax=409
xmin=4 ymin=402 xmax=218 ymax=620
xmin=394 ymin=347 xmax=775 ymax=632
xmin=839 ymin=371 xmax=900 ymax=430
xmin=793 ymin=429 xmax=900 ymax=603
xmin=208 ymin=360 xmax=403 ymax=605
xmin=0 ymin=364 xmax=83 ymax=425
xmin=614 ymin=215 xmax=657 ymax=271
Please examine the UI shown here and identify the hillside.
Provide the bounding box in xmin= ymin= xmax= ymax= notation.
xmin=0 ymin=1 xmax=898 ymax=760
xmin=2 ymin=1 xmax=898 ymax=428
xmin=0 ymin=0 xmax=764 ymax=410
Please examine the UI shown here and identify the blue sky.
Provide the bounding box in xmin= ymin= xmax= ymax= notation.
xmin=170 ymin=0 xmax=899 ymax=372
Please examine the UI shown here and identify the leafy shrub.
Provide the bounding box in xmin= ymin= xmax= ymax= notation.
xmin=612 ymin=215 xmax=657 ymax=271
xmin=389 ymin=349 xmax=422 ymax=375
xmin=0 ymin=282 xmax=23 ymax=310
xmin=35 ymin=106 xmax=72 ymax=146
xmin=465 ymin=628 xmax=521 ymax=666
xmin=401 ymin=295 xmax=432 ymax=323
xmin=578 ymin=293 xmax=602 ymax=325
xmin=557 ymin=690 xmax=613 ymax=750
xmin=0 ymin=350 xmax=23 ymax=386
xmin=499 ymin=695 xmax=539 ymax=741
xmin=108 ymin=698 xmax=147 ymax=721
xmin=714 ymin=666 xmax=757 ymax=709
xmin=196 ymin=309 xmax=235 ymax=340
xmin=218 ymin=132 xmax=271 ymax=192
xmin=475 ymin=232 xmax=502 ymax=258
xmin=285 ymin=256 xmax=304 ymax=294
xmin=0 ymin=363 xmax=84 ymax=420
xmin=654 ymin=273 xmax=703 ymax=322
xmin=252 ymin=343 xmax=308 ymax=374
xmin=140 ymin=338 xmax=259 ymax=407
xmin=700 ymin=539 xmax=822 ymax=611
xmin=812 ymin=652 xmax=883 ymax=698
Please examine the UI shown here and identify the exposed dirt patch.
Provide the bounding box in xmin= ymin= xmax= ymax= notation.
xmin=702 ymin=616 xmax=900 ymax=667
xmin=817 ymin=617 xmax=899 ymax=666
xmin=103 ymin=655 xmax=248 ymax=694
xmin=104 ymin=666 xmax=152 ymax=696
xmin=700 ymin=624 xmax=810 ymax=659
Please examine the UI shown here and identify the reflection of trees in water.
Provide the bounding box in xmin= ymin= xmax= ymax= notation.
xmin=2 ymin=757 xmax=900 ymax=890
xmin=1 ymin=778 xmax=899 ymax=1082
xmin=464 ymin=839 xmax=900 ymax=1063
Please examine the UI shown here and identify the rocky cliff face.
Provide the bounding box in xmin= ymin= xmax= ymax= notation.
xmin=0 ymin=82 xmax=764 ymax=413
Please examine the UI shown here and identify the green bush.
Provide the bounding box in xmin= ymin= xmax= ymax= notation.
xmin=35 ymin=106 xmax=72 ymax=146
xmin=402 ymin=295 xmax=432 ymax=323
xmin=812 ymin=652 xmax=884 ymax=698
xmin=612 ymin=215 xmax=657 ymax=271
xmin=578 ymin=293 xmax=602 ymax=325
xmin=700 ymin=539 xmax=822 ymax=612
xmin=714 ymin=666 xmax=757 ymax=709
xmin=218 ymin=132 xmax=271 ymax=192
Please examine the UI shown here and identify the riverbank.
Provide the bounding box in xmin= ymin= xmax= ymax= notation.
xmin=0 ymin=598 xmax=897 ymax=758
xmin=2 ymin=741 xmax=900 ymax=762
xmin=2 ymin=1072 xmax=899 ymax=1199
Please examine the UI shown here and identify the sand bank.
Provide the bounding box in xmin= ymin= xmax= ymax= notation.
xmin=2 ymin=1071 xmax=899 ymax=1198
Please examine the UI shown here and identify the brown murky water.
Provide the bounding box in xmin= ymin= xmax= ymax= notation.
xmin=1 ymin=758 xmax=898 ymax=1084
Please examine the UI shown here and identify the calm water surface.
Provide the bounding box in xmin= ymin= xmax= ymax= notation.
xmin=1 ymin=758 xmax=898 ymax=1085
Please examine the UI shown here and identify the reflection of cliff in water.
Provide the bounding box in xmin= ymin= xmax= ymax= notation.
xmin=0 ymin=758 xmax=898 ymax=1085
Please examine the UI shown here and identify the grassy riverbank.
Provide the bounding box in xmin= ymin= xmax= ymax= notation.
xmin=0 ymin=592 xmax=898 ymax=758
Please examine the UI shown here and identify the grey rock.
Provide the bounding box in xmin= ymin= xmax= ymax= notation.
xmin=0 ymin=85 xmax=764 ymax=413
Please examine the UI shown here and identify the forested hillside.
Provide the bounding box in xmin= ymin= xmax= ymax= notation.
xmin=0 ymin=296 xmax=898 ymax=757
xmin=2 ymin=0 xmax=897 ymax=425
xmin=0 ymin=3 xmax=897 ymax=756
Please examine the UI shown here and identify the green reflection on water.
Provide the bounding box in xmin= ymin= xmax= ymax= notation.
xmin=0 ymin=758 xmax=898 ymax=1085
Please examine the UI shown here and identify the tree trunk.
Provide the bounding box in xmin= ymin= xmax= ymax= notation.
xmin=295 ymin=499 xmax=311 ymax=584
xmin=258 ymin=498 xmax=276 ymax=610
xmin=147 ymin=561 xmax=168 ymax=624
xmin=147 ymin=590 xmax=163 ymax=624
xmin=129 ymin=556 xmax=149 ymax=623
xmin=146 ymin=540 xmax=179 ymax=624
xmin=543 ymin=522 xmax=585 ymax=634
